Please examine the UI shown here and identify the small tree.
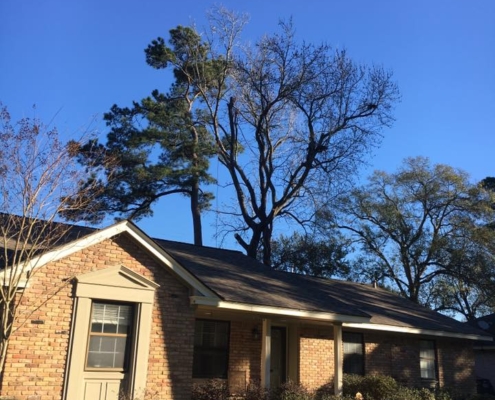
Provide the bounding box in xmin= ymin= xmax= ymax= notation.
xmin=270 ymin=232 xmax=351 ymax=278
xmin=0 ymin=103 xmax=101 ymax=373
xmin=332 ymin=156 xmax=495 ymax=317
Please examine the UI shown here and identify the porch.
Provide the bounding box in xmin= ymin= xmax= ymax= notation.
xmin=192 ymin=301 xmax=364 ymax=396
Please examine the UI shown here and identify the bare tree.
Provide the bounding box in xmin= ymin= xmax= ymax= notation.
xmin=146 ymin=8 xmax=399 ymax=265
xmin=0 ymin=103 xmax=102 ymax=373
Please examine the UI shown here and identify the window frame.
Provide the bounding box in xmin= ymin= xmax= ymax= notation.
xmin=64 ymin=266 xmax=158 ymax=400
xmin=85 ymin=301 xmax=135 ymax=372
xmin=420 ymin=339 xmax=437 ymax=380
xmin=193 ymin=319 xmax=230 ymax=379
xmin=343 ymin=331 xmax=365 ymax=376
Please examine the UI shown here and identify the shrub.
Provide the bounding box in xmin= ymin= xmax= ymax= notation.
xmin=244 ymin=382 xmax=270 ymax=400
xmin=271 ymin=381 xmax=313 ymax=400
xmin=191 ymin=379 xmax=229 ymax=400
xmin=343 ymin=374 xmax=401 ymax=400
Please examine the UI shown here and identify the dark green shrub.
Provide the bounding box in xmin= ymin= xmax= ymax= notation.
xmin=271 ymin=381 xmax=313 ymax=400
xmin=191 ymin=379 xmax=229 ymax=400
xmin=243 ymin=382 xmax=270 ymax=400
xmin=343 ymin=374 xmax=401 ymax=400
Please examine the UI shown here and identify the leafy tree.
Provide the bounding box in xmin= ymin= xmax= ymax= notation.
xmin=145 ymin=9 xmax=399 ymax=264
xmin=70 ymin=8 xmax=398 ymax=260
xmin=66 ymin=26 xmax=217 ymax=245
xmin=270 ymin=232 xmax=351 ymax=278
xmin=426 ymin=276 xmax=495 ymax=320
xmin=481 ymin=176 xmax=495 ymax=192
xmin=331 ymin=156 xmax=495 ymax=318
xmin=0 ymin=103 xmax=99 ymax=373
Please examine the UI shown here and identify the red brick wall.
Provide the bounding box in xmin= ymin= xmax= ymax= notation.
xmin=366 ymin=332 xmax=476 ymax=394
xmin=437 ymin=338 xmax=476 ymax=395
xmin=228 ymin=321 xmax=262 ymax=391
xmin=0 ymin=233 xmax=195 ymax=400
xmin=297 ymin=328 xmax=476 ymax=395
xmin=365 ymin=332 xmax=419 ymax=387
xmin=299 ymin=327 xmax=334 ymax=390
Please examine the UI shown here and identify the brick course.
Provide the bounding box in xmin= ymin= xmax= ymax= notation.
xmin=228 ymin=321 xmax=262 ymax=389
xmin=0 ymin=233 xmax=195 ymax=400
xmin=0 ymin=232 xmax=477 ymax=399
xmin=297 ymin=328 xmax=476 ymax=395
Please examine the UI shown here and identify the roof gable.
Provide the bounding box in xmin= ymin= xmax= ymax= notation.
xmin=4 ymin=220 xmax=217 ymax=298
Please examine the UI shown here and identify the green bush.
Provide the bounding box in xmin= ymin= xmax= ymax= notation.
xmin=343 ymin=374 xmax=401 ymax=400
xmin=191 ymin=376 xmax=483 ymax=400
xmin=244 ymin=382 xmax=270 ymax=400
xmin=271 ymin=381 xmax=313 ymax=400
xmin=191 ymin=379 xmax=229 ymax=400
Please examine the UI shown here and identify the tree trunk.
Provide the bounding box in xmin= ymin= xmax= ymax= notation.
xmin=190 ymin=179 xmax=203 ymax=246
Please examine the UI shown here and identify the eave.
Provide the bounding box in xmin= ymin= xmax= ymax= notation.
xmin=190 ymin=295 xmax=371 ymax=324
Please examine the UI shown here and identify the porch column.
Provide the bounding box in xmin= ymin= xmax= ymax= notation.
xmin=260 ymin=318 xmax=272 ymax=389
xmin=333 ymin=323 xmax=343 ymax=396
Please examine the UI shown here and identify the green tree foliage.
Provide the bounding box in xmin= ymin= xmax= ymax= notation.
xmin=65 ymin=26 xmax=217 ymax=245
xmin=68 ymin=8 xmax=399 ymax=260
xmin=270 ymin=232 xmax=351 ymax=278
xmin=332 ymin=157 xmax=495 ymax=319
xmin=145 ymin=9 xmax=398 ymax=264
xmin=481 ymin=176 xmax=495 ymax=192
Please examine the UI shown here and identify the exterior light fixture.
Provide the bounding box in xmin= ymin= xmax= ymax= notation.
xmin=252 ymin=327 xmax=260 ymax=340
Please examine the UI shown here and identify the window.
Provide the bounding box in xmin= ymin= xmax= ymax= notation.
xmin=86 ymin=302 xmax=133 ymax=370
xmin=343 ymin=332 xmax=364 ymax=375
xmin=420 ymin=340 xmax=436 ymax=380
xmin=193 ymin=319 xmax=229 ymax=379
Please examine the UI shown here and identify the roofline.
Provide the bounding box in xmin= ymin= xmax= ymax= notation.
xmin=343 ymin=322 xmax=492 ymax=341
xmin=5 ymin=220 xmax=218 ymax=298
xmin=190 ymin=296 xmax=371 ymax=324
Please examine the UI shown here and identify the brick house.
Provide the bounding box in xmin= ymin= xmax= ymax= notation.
xmin=0 ymin=220 xmax=490 ymax=400
xmin=469 ymin=313 xmax=495 ymax=394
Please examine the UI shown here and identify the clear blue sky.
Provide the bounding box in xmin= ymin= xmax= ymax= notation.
xmin=1 ymin=0 xmax=494 ymax=248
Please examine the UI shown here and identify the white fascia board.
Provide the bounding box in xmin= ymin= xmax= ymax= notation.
xmin=122 ymin=224 xmax=217 ymax=298
xmin=1 ymin=222 xmax=131 ymax=289
xmin=343 ymin=322 xmax=493 ymax=341
xmin=5 ymin=221 xmax=218 ymax=298
xmin=190 ymin=296 xmax=370 ymax=324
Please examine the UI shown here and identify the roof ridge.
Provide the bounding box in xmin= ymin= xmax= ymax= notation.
xmin=153 ymin=237 xmax=246 ymax=255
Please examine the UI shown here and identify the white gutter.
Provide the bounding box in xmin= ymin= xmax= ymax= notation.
xmin=343 ymin=322 xmax=493 ymax=341
xmin=190 ymin=296 xmax=371 ymax=324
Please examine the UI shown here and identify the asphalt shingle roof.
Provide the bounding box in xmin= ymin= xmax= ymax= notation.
xmin=1 ymin=214 xmax=487 ymax=338
xmin=156 ymin=239 xmax=487 ymax=337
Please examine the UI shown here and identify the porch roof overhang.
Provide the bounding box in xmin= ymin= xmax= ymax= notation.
xmin=190 ymin=295 xmax=371 ymax=324
xmin=343 ymin=321 xmax=493 ymax=341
